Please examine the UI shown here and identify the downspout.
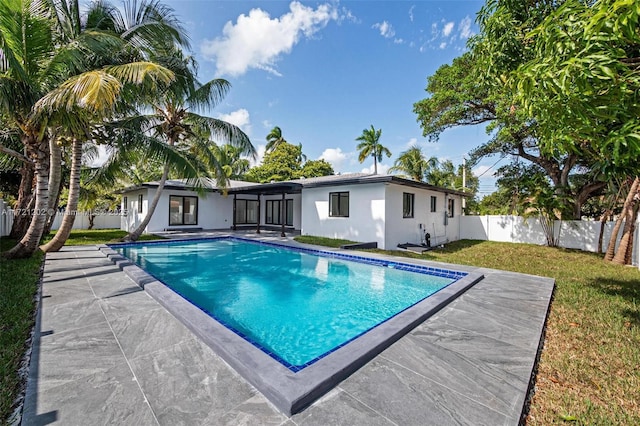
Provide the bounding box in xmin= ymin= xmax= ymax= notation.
xmin=256 ymin=195 xmax=261 ymax=234
xmin=281 ymin=192 xmax=286 ymax=237
xmin=232 ymin=194 xmax=237 ymax=230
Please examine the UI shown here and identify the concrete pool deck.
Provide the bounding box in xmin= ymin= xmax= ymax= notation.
xmin=21 ymin=232 xmax=555 ymax=425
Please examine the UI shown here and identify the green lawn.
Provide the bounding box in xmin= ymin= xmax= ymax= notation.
xmin=0 ymin=229 xmax=162 ymax=423
xmin=294 ymin=237 xmax=640 ymax=425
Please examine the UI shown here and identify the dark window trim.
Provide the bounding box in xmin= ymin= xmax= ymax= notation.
xmin=169 ymin=195 xmax=198 ymax=226
xmin=265 ymin=199 xmax=294 ymax=226
xmin=403 ymin=192 xmax=415 ymax=218
xmin=329 ymin=191 xmax=349 ymax=217
xmin=137 ymin=194 xmax=143 ymax=213
xmin=430 ymin=196 xmax=437 ymax=213
xmin=123 ymin=196 xmax=128 ymax=214
xmin=235 ymin=199 xmax=258 ymax=224
xmin=447 ymin=198 xmax=455 ymax=218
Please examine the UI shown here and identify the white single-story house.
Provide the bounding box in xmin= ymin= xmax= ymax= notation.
xmin=120 ymin=173 xmax=469 ymax=250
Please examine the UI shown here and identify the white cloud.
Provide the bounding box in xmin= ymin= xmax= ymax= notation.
xmin=439 ymin=42 xmax=447 ymax=49
xmin=372 ymin=20 xmax=395 ymax=38
xmin=442 ymin=21 xmax=455 ymax=37
xmin=405 ymin=137 xmax=418 ymax=149
xmin=473 ymin=165 xmax=495 ymax=179
xmin=201 ymin=1 xmax=339 ymax=77
xmin=262 ymin=120 xmax=272 ymax=129
xmin=320 ymin=147 xmax=349 ymax=172
xmin=394 ymin=38 xmax=404 ymax=44
xmin=459 ymin=16 xmax=473 ymax=39
xmin=409 ymin=5 xmax=415 ymax=23
xmin=361 ymin=162 xmax=390 ymax=175
xmin=249 ymin=144 xmax=266 ymax=167
xmin=217 ymin=108 xmax=251 ymax=136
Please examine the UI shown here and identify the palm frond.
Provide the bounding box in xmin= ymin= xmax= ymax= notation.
xmin=186 ymin=114 xmax=256 ymax=158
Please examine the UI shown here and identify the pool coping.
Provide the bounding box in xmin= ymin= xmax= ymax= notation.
xmin=100 ymin=237 xmax=484 ymax=415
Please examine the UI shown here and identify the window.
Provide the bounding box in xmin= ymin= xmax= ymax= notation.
xmin=329 ymin=192 xmax=349 ymax=217
xmin=430 ymin=196 xmax=437 ymax=213
xmin=266 ymin=199 xmax=294 ymax=225
xmin=137 ymin=194 xmax=143 ymax=213
xmin=169 ymin=195 xmax=198 ymax=225
xmin=235 ymin=199 xmax=258 ymax=224
xmin=123 ymin=196 xmax=128 ymax=213
xmin=403 ymin=192 xmax=414 ymax=218
xmin=447 ymin=198 xmax=455 ymax=218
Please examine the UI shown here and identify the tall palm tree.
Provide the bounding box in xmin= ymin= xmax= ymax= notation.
xmin=266 ymin=126 xmax=286 ymax=154
xmin=356 ymin=125 xmax=391 ymax=174
xmin=116 ymin=52 xmax=255 ymax=242
xmin=212 ymin=144 xmax=250 ymax=181
xmin=40 ymin=0 xmax=187 ymax=253
xmin=388 ymin=145 xmax=438 ymax=181
xmin=0 ymin=0 xmax=174 ymax=258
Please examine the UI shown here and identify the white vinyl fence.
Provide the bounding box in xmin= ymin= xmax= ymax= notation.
xmin=1 ymin=200 xmax=122 ymax=237
xmin=460 ymin=215 xmax=639 ymax=266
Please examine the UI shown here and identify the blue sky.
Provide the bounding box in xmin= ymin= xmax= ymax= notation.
xmin=163 ymin=0 xmax=498 ymax=196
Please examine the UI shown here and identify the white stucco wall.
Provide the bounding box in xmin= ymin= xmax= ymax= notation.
xmin=384 ymin=184 xmax=463 ymax=249
xmin=121 ymin=188 xmax=234 ymax=233
xmin=301 ymin=183 xmax=387 ymax=247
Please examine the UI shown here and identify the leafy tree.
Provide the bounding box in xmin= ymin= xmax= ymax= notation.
xmin=356 ymin=125 xmax=390 ymax=175
xmin=265 ymin=126 xmax=287 ymax=154
xmin=413 ymin=1 xmax=608 ymax=219
xmin=388 ymin=145 xmax=438 ymax=181
xmin=211 ymin=144 xmax=251 ymax=181
xmin=300 ymin=159 xmax=334 ymax=178
xmin=245 ymin=142 xmax=333 ymax=182
xmin=515 ymin=0 xmax=640 ymax=262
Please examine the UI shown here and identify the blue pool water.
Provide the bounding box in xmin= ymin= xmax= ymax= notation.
xmin=113 ymin=238 xmax=465 ymax=370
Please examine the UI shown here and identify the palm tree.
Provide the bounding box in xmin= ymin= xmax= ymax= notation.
xmin=212 ymin=144 xmax=251 ymax=181
xmin=0 ymin=0 xmax=174 ymax=258
xmin=116 ymin=52 xmax=255 ymax=242
xmin=388 ymin=145 xmax=438 ymax=181
xmin=356 ymin=125 xmax=391 ymax=174
xmin=40 ymin=0 xmax=187 ymax=253
xmin=266 ymin=126 xmax=287 ymax=154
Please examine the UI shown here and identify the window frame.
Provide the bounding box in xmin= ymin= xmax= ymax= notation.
xmin=329 ymin=191 xmax=349 ymax=217
xmin=447 ymin=198 xmax=455 ymax=218
xmin=265 ymin=199 xmax=294 ymax=226
xmin=137 ymin=194 xmax=143 ymax=213
xmin=169 ymin=195 xmax=198 ymax=226
xmin=430 ymin=196 xmax=437 ymax=213
xmin=402 ymin=192 xmax=415 ymax=218
xmin=235 ymin=199 xmax=259 ymax=225
xmin=123 ymin=196 xmax=128 ymax=214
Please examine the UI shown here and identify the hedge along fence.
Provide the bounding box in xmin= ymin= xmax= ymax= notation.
xmin=0 ymin=200 xmax=122 ymax=237
xmin=459 ymin=215 xmax=639 ymax=266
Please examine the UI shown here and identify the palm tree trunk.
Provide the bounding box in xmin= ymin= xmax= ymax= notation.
xmin=41 ymin=139 xmax=82 ymax=252
xmin=597 ymin=209 xmax=611 ymax=253
xmin=4 ymin=136 xmax=50 ymax=259
xmin=124 ymin=161 xmax=170 ymax=242
xmin=9 ymin=163 xmax=35 ymax=239
xmin=611 ymin=177 xmax=640 ymax=265
xmin=43 ymin=139 xmax=63 ymax=237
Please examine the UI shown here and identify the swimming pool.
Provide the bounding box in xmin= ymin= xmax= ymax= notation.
xmin=104 ymin=236 xmax=482 ymax=414
xmin=113 ymin=237 xmax=462 ymax=370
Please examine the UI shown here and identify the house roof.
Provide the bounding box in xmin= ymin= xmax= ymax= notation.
xmin=121 ymin=173 xmax=470 ymax=197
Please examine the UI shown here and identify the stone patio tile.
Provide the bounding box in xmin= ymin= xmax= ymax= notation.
xmin=129 ymin=339 xmax=266 ymax=426
xmin=107 ymin=304 xmax=195 ymax=359
xmin=213 ymin=395 xmax=287 ymax=426
xmin=340 ymin=357 xmax=514 ymax=426
xmin=379 ymin=333 xmax=525 ymax=416
xmin=22 ymin=362 xmax=156 ymax=426
xmin=31 ymin=323 xmax=125 ymax=393
xmin=409 ymin=322 xmax=535 ymax=378
xmin=40 ymin=280 xmax=94 ymax=305
xmin=291 ymin=388 xmax=395 ymax=426
xmin=100 ymin=285 xmax=162 ymax=318
xmin=40 ymin=297 xmax=107 ymax=335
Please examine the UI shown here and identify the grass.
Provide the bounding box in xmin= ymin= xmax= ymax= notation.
xmin=293 ymin=235 xmax=358 ymax=248
xmin=40 ymin=229 xmax=162 ymax=246
xmin=0 ymin=229 xmax=162 ymax=424
xmin=294 ymin=237 xmax=640 ymax=425
xmin=0 ymin=238 xmax=43 ymax=424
